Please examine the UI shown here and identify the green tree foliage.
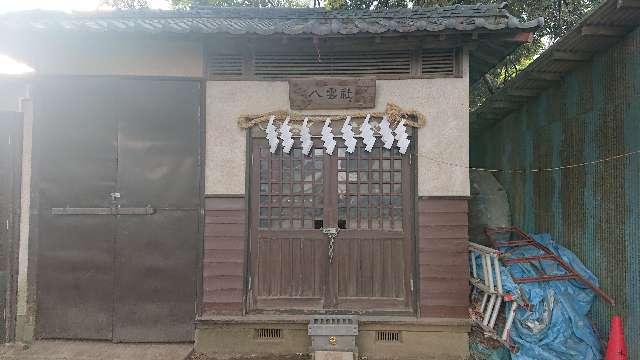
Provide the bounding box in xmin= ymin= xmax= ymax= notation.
xmin=471 ymin=0 xmax=601 ymax=107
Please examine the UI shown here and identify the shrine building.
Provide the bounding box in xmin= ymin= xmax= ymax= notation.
xmin=0 ymin=4 xmax=541 ymax=359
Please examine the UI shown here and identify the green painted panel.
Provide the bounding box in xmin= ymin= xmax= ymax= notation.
xmin=471 ymin=27 xmax=640 ymax=360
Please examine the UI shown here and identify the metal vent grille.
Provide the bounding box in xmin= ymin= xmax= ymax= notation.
xmin=207 ymin=54 xmax=244 ymax=78
xmin=310 ymin=316 xmax=357 ymax=325
xmin=253 ymin=50 xmax=412 ymax=79
xmin=421 ymin=48 xmax=456 ymax=76
xmin=376 ymin=330 xmax=401 ymax=342
xmin=255 ymin=328 xmax=282 ymax=339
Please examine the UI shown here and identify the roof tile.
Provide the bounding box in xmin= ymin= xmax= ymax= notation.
xmin=0 ymin=3 xmax=542 ymax=36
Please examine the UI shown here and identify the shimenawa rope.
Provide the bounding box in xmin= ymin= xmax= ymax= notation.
xmin=237 ymin=102 xmax=427 ymax=129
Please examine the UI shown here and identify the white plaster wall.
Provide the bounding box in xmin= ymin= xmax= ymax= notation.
xmin=206 ymin=52 xmax=469 ymax=196
xmin=205 ymin=81 xmax=290 ymax=194
xmin=1 ymin=37 xmax=203 ymax=77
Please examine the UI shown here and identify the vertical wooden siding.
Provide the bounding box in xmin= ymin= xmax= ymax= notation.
xmin=417 ymin=197 xmax=469 ymax=318
xmin=203 ymin=196 xmax=246 ymax=315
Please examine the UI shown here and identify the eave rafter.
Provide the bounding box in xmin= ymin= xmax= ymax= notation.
xmin=581 ymin=25 xmax=629 ymax=37
xmin=617 ymin=0 xmax=640 ymax=8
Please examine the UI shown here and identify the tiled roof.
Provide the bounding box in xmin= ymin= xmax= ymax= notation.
xmin=0 ymin=3 xmax=542 ymax=36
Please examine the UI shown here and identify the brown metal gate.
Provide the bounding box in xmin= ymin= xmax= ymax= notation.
xmin=33 ymin=78 xmax=201 ymax=342
xmin=249 ymin=134 xmax=413 ymax=314
xmin=0 ymin=111 xmax=22 ymax=341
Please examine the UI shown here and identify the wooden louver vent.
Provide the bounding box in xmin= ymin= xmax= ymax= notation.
xmin=376 ymin=330 xmax=401 ymax=342
xmin=421 ymin=48 xmax=456 ymax=76
xmin=207 ymin=48 xmax=459 ymax=79
xmin=253 ymin=50 xmax=412 ymax=79
xmin=207 ymin=54 xmax=244 ymax=78
xmin=256 ymin=328 xmax=282 ymax=339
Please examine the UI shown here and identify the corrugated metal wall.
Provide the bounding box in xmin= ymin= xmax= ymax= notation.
xmin=472 ymin=27 xmax=640 ymax=359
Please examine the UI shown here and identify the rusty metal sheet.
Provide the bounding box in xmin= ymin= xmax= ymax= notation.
xmin=113 ymin=79 xmax=200 ymax=342
xmin=471 ymin=27 xmax=640 ymax=360
xmin=36 ymin=215 xmax=116 ymax=339
xmin=114 ymin=211 xmax=198 ymax=342
xmin=34 ymin=78 xmax=201 ymax=342
xmin=33 ymin=78 xmax=118 ymax=340
xmin=0 ymin=111 xmax=22 ymax=342
xmin=114 ymin=80 xmax=201 ymax=210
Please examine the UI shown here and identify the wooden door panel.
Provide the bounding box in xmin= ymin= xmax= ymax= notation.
xmin=332 ymin=141 xmax=413 ymax=312
xmin=250 ymin=139 xmax=329 ymax=311
xmin=249 ymin=128 xmax=414 ymax=314
xmin=336 ymin=237 xmax=405 ymax=299
xmin=335 ymin=236 xmax=407 ymax=311
xmin=255 ymin=235 xmax=326 ymax=298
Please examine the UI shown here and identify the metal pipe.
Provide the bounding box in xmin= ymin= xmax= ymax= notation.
xmin=485 ymin=226 xmax=616 ymax=306
xmin=502 ymin=254 xmax=556 ymax=264
xmin=514 ymin=274 xmax=577 ymax=283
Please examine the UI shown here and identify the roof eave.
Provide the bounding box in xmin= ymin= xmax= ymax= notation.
xmin=471 ymin=0 xmax=640 ymax=133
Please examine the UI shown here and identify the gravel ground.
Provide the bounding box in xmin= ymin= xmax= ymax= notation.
xmin=189 ymin=353 xmax=312 ymax=360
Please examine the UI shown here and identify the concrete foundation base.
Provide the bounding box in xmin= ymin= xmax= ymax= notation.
xmin=313 ymin=351 xmax=354 ymax=360
xmin=195 ymin=316 xmax=469 ymax=360
xmin=0 ymin=340 xmax=193 ymax=360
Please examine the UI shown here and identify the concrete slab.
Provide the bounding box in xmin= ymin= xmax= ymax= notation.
xmin=313 ymin=352 xmax=353 ymax=360
xmin=0 ymin=341 xmax=193 ymax=360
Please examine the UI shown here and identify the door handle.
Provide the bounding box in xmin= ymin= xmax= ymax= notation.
xmin=321 ymin=227 xmax=339 ymax=264
xmin=51 ymin=206 xmax=155 ymax=215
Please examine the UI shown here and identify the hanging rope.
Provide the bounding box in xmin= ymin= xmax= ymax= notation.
xmin=237 ymin=102 xmax=427 ymax=129
xmin=419 ymin=148 xmax=640 ymax=174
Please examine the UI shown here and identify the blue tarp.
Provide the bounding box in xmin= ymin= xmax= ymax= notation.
xmin=472 ymin=234 xmax=603 ymax=360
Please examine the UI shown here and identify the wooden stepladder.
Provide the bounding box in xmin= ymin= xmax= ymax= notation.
xmin=468 ymin=242 xmax=519 ymax=351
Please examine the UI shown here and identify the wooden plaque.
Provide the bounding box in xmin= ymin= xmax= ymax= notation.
xmin=289 ymin=77 xmax=376 ymax=110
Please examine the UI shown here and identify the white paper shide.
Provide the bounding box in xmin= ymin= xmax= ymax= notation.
xmin=341 ymin=116 xmax=357 ymax=153
xmin=379 ymin=116 xmax=395 ymax=149
xmin=266 ymin=115 xmax=280 ymax=153
xmin=279 ymin=117 xmax=294 ymax=154
xmin=300 ymin=117 xmax=313 ymax=156
xmin=359 ymin=114 xmax=376 ymax=152
xmin=264 ymin=113 xmax=413 ymax=156
xmin=321 ymin=118 xmax=337 ymax=155
xmin=394 ymin=119 xmax=411 ymax=154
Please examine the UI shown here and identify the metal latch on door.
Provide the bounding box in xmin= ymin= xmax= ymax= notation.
xmin=321 ymin=227 xmax=339 ymax=264
xmin=51 ymin=192 xmax=155 ymax=216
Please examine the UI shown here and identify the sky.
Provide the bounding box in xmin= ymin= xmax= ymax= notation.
xmin=0 ymin=0 xmax=172 ymax=14
xmin=0 ymin=0 xmax=172 ymax=74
